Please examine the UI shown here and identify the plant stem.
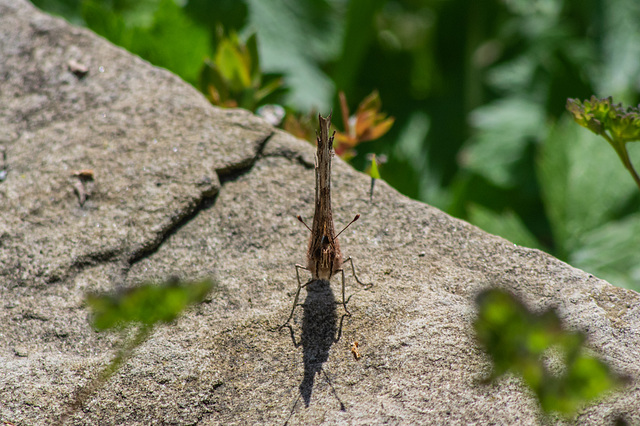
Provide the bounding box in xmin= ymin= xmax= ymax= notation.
xmin=59 ymin=324 xmax=154 ymax=424
xmin=624 ymin=156 xmax=640 ymax=190
xmin=604 ymin=134 xmax=640 ymax=191
xmin=616 ymin=145 xmax=640 ymax=189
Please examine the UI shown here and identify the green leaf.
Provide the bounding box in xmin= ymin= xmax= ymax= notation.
xmin=333 ymin=0 xmax=386 ymax=94
xmin=200 ymin=60 xmax=230 ymax=103
xmin=31 ymin=0 xmax=85 ymax=25
xmin=253 ymin=75 xmax=285 ymax=105
xmin=485 ymin=54 xmax=537 ymax=94
xmin=246 ymin=33 xmax=261 ymax=85
xmin=475 ymin=289 xmax=625 ymax=417
xmin=183 ymin=0 xmax=248 ymax=33
xmin=215 ymin=34 xmax=252 ymax=92
xmin=131 ymin=0 xmax=211 ymax=85
xmin=390 ymin=111 xmax=436 ymax=204
xmin=461 ymin=98 xmax=546 ymax=188
xmin=367 ymin=154 xmax=381 ymax=179
xmin=82 ymin=0 xmax=212 ymax=86
xmin=570 ymin=212 xmax=640 ymax=291
xmin=81 ymin=1 xmax=128 ymax=45
xmin=108 ymin=0 xmax=163 ymax=28
xmin=567 ymin=96 xmax=640 ymax=144
xmin=244 ymin=0 xmax=341 ymax=110
xmin=597 ymin=0 xmax=640 ymax=101
xmin=537 ymin=116 xmax=637 ymax=257
xmin=467 ymin=203 xmax=544 ymax=250
xmin=87 ymin=279 xmax=215 ymax=330
xmin=567 ymin=354 xmax=616 ymax=399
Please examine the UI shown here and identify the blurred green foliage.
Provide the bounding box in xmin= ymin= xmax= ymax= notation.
xmin=31 ymin=0 xmax=640 ymax=290
xmin=63 ymin=279 xmax=214 ymax=419
xmin=86 ymin=279 xmax=214 ymax=330
xmin=475 ymin=288 xmax=626 ymax=416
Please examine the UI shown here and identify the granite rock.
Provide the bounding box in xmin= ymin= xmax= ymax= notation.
xmin=1 ymin=1 xmax=639 ymax=425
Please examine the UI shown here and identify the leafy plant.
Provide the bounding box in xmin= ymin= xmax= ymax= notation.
xmin=475 ymin=288 xmax=626 ymax=417
xmin=81 ymin=0 xmax=211 ymax=85
xmin=281 ymin=90 xmax=393 ymax=200
xmin=567 ymin=96 xmax=640 ymax=189
xmin=282 ymin=109 xmax=318 ymax=142
xmin=200 ymin=31 xmax=285 ymax=111
xmin=62 ymin=279 xmax=214 ymax=421
xmin=535 ymin=113 xmax=640 ymax=288
xmin=282 ymin=91 xmax=394 ymax=157
xmin=334 ymin=90 xmax=394 ymax=159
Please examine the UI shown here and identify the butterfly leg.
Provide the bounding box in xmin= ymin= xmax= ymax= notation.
xmin=343 ymin=256 xmax=372 ymax=289
xmin=279 ymin=264 xmax=310 ymax=330
xmin=340 ymin=267 xmax=352 ymax=316
xmin=337 ymin=257 xmax=372 ymax=317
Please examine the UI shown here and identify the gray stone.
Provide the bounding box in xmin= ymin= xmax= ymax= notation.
xmin=1 ymin=1 xmax=639 ymax=425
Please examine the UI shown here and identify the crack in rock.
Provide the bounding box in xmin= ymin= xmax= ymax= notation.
xmin=56 ymin=132 xmax=277 ymax=284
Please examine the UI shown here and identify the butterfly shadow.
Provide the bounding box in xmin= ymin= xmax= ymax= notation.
xmin=281 ymin=278 xmax=350 ymax=418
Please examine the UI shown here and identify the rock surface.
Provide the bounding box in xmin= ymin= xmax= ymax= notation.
xmin=1 ymin=1 xmax=639 ymax=425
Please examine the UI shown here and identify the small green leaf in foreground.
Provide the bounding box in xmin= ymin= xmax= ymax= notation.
xmin=475 ymin=288 xmax=626 ymax=416
xmin=63 ymin=278 xmax=214 ymax=421
xmin=86 ymin=279 xmax=214 ymax=330
xmin=367 ymin=153 xmax=381 ymax=180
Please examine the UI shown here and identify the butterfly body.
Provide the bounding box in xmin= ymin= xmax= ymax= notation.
xmin=307 ymin=114 xmax=342 ymax=280
xmin=279 ymin=113 xmax=370 ymax=330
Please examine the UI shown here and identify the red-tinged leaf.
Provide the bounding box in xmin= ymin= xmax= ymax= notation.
xmin=356 ymin=90 xmax=382 ymax=114
xmin=283 ymin=112 xmax=316 ymax=142
xmin=322 ymin=90 xmax=394 ymax=159
xmin=207 ymin=84 xmax=221 ymax=105
xmin=355 ymin=109 xmax=377 ymax=137
xmin=339 ymin=91 xmax=351 ymax=135
xmin=335 ymin=145 xmax=356 ymax=159
xmin=334 ymin=131 xmax=358 ymax=148
xmin=362 ymin=117 xmax=395 ymax=141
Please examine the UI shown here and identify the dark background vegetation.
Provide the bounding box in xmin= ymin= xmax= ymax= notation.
xmin=31 ymin=0 xmax=640 ymax=290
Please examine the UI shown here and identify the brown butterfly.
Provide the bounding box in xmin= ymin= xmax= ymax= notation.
xmin=280 ymin=113 xmax=371 ymax=328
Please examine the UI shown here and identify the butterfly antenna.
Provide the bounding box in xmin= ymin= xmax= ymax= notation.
xmin=297 ymin=215 xmax=312 ymax=232
xmin=335 ymin=214 xmax=360 ymax=239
